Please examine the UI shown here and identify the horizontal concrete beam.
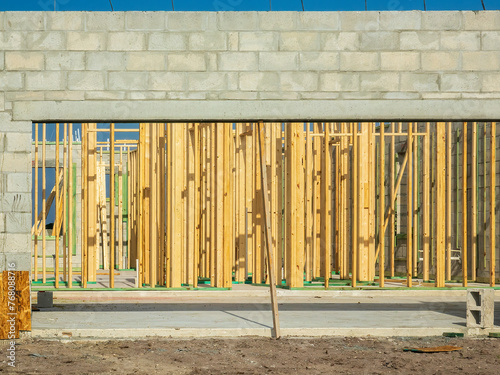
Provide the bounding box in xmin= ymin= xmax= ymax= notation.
xmin=13 ymin=99 xmax=500 ymax=122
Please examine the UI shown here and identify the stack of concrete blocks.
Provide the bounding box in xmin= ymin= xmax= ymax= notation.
xmin=1 ymin=11 xmax=500 ymax=279
xmin=466 ymin=288 xmax=495 ymax=335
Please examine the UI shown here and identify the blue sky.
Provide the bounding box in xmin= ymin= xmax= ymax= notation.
xmin=1 ymin=0 xmax=499 ymax=12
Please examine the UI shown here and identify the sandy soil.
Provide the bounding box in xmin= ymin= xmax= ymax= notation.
xmin=2 ymin=336 xmax=500 ymax=374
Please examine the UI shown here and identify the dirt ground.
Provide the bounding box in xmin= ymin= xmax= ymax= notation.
xmin=2 ymin=336 xmax=500 ymax=374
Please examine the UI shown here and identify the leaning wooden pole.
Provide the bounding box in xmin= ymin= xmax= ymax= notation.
xmin=257 ymin=122 xmax=280 ymax=339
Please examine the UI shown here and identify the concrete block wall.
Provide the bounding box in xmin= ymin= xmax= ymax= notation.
xmin=1 ymin=11 xmax=500 ymax=275
xmin=0 ymin=11 xmax=499 ymax=106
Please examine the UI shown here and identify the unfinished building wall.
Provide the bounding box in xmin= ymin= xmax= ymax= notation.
xmin=1 ymin=10 xmax=500 ymax=283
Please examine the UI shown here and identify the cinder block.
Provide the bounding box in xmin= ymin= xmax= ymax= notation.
xmin=7 ymin=173 xmax=30 ymax=193
xmin=0 ymin=192 xmax=31 ymax=213
xmin=218 ymin=12 xmax=259 ymax=31
xmin=219 ymin=52 xmax=258 ymax=71
xmin=126 ymin=12 xmax=165 ymax=30
xmin=46 ymin=12 xmax=84 ymax=30
xmin=228 ymin=32 xmax=238 ymax=51
xmin=466 ymin=289 xmax=494 ymax=328
xmin=37 ymin=291 xmax=53 ymax=309
xmin=108 ymin=32 xmax=146 ymax=51
xmin=421 ymin=52 xmax=460 ymax=71
xmin=239 ymin=32 xmax=277 ymax=51
xmin=380 ymin=52 xmax=420 ymax=71
xmin=259 ymin=52 xmax=298 ymax=71
xmin=239 ymin=72 xmax=280 ymax=91
xmin=167 ymin=12 xmax=215 ymax=31
xmin=298 ymin=12 xmax=340 ymax=31
xmin=400 ymin=31 xmax=439 ymax=50
xmin=148 ymin=32 xmax=187 ymax=51
xmin=300 ymin=92 xmax=340 ymax=100
xmin=482 ymin=32 xmax=500 ymax=51
xmin=86 ymin=12 xmax=125 ymax=31
xmin=0 ymin=32 xmax=25 ymax=50
xmin=299 ymin=52 xmax=339 ymax=71
xmin=280 ymin=72 xmax=318 ymax=92
xmin=5 ymin=212 xmax=31 ymax=233
xmin=25 ymin=71 xmax=64 ymax=91
xmin=463 ymin=11 xmax=500 ymax=31
xmin=26 ymin=31 xmax=65 ymax=50
xmin=280 ymin=32 xmax=320 ymax=51
xmin=0 ymin=213 xmax=5 ymax=233
xmin=5 ymin=92 xmax=43 ymax=101
xmin=360 ymin=32 xmax=399 ymax=51
xmin=149 ymin=72 xmax=186 ymax=91
xmin=321 ymin=32 xmax=359 ymax=51
xmin=86 ymin=52 xmax=126 ymax=71
xmin=400 ymin=73 xmax=439 ymax=92
xmin=440 ymin=31 xmax=480 ymax=50
xmin=108 ymin=72 xmax=149 ymax=91
xmin=189 ymin=32 xmax=227 ymax=51
xmin=126 ymin=52 xmax=165 ymax=71
xmin=5 ymin=131 xmax=31 ymax=152
xmin=482 ymin=73 xmax=500 ymax=92
xmin=339 ymin=12 xmax=379 ymax=31
xmin=319 ymin=72 xmax=359 ymax=92
xmin=67 ymin=71 xmax=106 ymax=91
xmin=0 ymin=13 xmax=4 ymax=30
xmin=380 ymin=11 xmax=421 ymax=30
xmin=3 ymin=252 xmax=31 ymax=272
xmin=463 ymin=52 xmax=500 ymax=71
xmin=167 ymin=53 xmax=206 ymax=71
xmin=218 ymin=92 xmax=258 ymax=100
xmin=422 ymin=11 xmax=462 ymax=30
xmin=45 ymin=51 xmax=85 ymax=71
xmin=441 ymin=73 xmax=481 ymax=92
xmin=340 ymin=52 xmax=379 ymax=71
xmin=360 ymin=72 xmax=399 ymax=92
xmin=259 ymin=12 xmax=298 ymax=30
xmin=187 ymin=72 xmax=228 ymax=91
xmin=67 ymin=32 xmax=106 ymax=51
xmin=5 ymin=12 xmax=44 ymax=30
xmin=0 ymin=93 xmax=4 ymax=111
xmin=383 ymin=92 xmax=420 ymax=100
xmin=5 ymin=51 xmax=44 ymax=70
xmin=0 ymin=51 xmax=4 ymax=70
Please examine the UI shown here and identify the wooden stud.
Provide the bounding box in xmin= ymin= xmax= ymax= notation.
xmin=80 ymin=124 xmax=85 ymax=289
xmin=194 ymin=123 xmax=201 ymax=288
xmin=406 ymin=123 xmax=413 ymax=287
xmin=68 ymin=123 xmax=73 ymax=288
xmin=436 ymin=123 xmax=446 ymax=288
xmin=118 ymin=146 xmax=124 ymax=270
xmin=42 ymin=123 xmax=46 ymax=284
xmin=352 ymin=123 xmax=358 ymax=288
xmin=63 ymin=123 xmax=67 ymax=283
xmin=462 ymin=123 xmax=468 ymax=287
xmin=446 ymin=122 xmax=452 ymax=281
xmin=34 ymin=124 xmax=39 ymax=281
xmin=305 ymin=123 xmax=313 ymax=282
xmin=471 ymin=122 xmax=477 ymax=281
xmin=379 ymin=122 xmax=385 ymax=287
xmin=322 ymin=123 xmax=332 ymax=287
xmin=389 ymin=122 xmax=396 ymax=278
xmin=412 ymin=123 xmax=418 ymax=278
xmin=490 ymin=122 xmax=496 ymax=287
xmin=423 ymin=123 xmax=431 ymax=281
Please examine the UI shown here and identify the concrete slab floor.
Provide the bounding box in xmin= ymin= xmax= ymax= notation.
xmin=30 ymin=287 xmax=500 ymax=339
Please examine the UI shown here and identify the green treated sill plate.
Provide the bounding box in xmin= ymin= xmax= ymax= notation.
xmin=489 ymin=332 xmax=500 ymax=338
xmin=443 ymin=332 xmax=465 ymax=338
